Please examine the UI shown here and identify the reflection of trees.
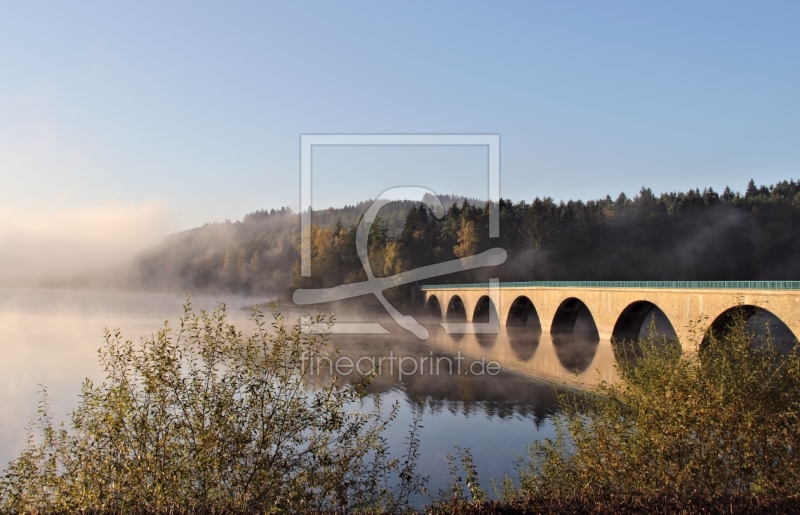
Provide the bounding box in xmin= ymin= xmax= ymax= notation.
xmin=402 ymin=371 xmax=557 ymax=427
xmin=322 ymin=334 xmax=558 ymax=427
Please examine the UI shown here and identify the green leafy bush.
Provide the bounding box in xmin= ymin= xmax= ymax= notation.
xmin=0 ymin=300 xmax=424 ymax=514
xmin=515 ymin=310 xmax=800 ymax=498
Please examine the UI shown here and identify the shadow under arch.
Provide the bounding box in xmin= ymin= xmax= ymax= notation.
xmin=444 ymin=295 xmax=467 ymax=342
xmin=551 ymin=298 xmax=599 ymax=374
xmin=506 ymin=296 xmax=543 ymax=332
xmin=703 ymin=305 xmax=798 ymax=353
xmin=446 ymin=296 xmax=467 ymax=321
xmin=425 ymin=295 xmax=442 ymax=320
xmin=473 ymin=295 xmax=499 ymax=348
xmin=612 ymin=301 xmax=679 ymax=367
xmin=551 ymin=297 xmax=600 ymax=338
xmin=612 ymin=301 xmax=677 ymax=342
xmin=472 ymin=295 xmax=498 ymax=323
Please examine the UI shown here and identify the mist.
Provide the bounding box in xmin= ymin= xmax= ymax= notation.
xmin=4 ymin=180 xmax=797 ymax=300
xmin=0 ymin=202 xmax=170 ymax=288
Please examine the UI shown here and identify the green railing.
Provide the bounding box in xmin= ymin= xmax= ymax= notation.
xmin=420 ymin=281 xmax=800 ymax=290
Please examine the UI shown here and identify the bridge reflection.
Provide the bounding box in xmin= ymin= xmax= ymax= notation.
xmin=425 ymin=324 xmax=620 ymax=389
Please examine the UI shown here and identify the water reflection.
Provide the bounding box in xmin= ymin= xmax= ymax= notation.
xmin=327 ymin=331 xmax=559 ymax=424
xmin=0 ymin=288 xmax=623 ymax=490
xmin=552 ymin=333 xmax=599 ymax=374
xmin=0 ymin=288 xmax=264 ymax=467
xmin=421 ymin=323 xmax=619 ymax=389
xmin=506 ymin=326 xmax=540 ymax=362
xmin=474 ymin=331 xmax=498 ymax=349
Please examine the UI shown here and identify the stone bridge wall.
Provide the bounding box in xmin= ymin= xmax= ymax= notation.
xmin=422 ymin=287 xmax=800 ymax=351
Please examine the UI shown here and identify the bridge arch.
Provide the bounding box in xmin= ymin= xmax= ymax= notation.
xmin=506 ymin=296 xmax=543 ymax=332
xmin=446 ymin=295 xmax=467 ymax=321
xmin=504 ymin=296 xmax=542 ymax=360
xmin=550 ymin=298 xmax=600 ymax=372
xmin=422 ymin=285 xmax=800 ymax=353
xmin=612 ymin=301 xmax=677 ymax=342
xmin=425 ymin=295 xmax=443 ymax=320
xmin=703 ymin=305 xmax=798 ymax=352
xmin=472 ymin=295 xmax=499 ymax=323
xmin=470 ymin=296 xmax=499 ymax=347
xmin=551 ymin=297 xmax=599 ymax=338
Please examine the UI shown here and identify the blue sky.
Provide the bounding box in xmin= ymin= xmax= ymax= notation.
xmin=1 ymin=1 xmax=799 ymax=233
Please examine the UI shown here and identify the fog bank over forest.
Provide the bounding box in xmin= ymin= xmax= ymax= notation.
xmin=4 ymin=181 xmax=797 ymax=296
xmin=129 ymin=179 xmax=800 ymax=302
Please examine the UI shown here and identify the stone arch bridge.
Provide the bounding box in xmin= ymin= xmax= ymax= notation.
xmin=421 ymin=281 xmax=800 ymax=350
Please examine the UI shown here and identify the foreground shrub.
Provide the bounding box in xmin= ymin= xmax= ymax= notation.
xmin=425 ymin=493 xmax=800 ymax=515
xmin=0 ymin=301 xmax=424 ymax=514
xmin=514 ymin=309 xmax=800 ymax=498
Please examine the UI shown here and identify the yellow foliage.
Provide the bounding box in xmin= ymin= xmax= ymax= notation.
xmin=453 ymin=219 xmax=479 ymax=258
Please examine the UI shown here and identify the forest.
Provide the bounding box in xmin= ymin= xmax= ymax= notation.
xmin=134 ymin=179 xmax=800 ymax=301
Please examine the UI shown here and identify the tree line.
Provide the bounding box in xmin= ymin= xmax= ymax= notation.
xmin=134 ymin=179 xmax=800 ymax=299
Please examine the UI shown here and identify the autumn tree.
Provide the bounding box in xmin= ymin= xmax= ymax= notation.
xmin=453 ymin=218 xmax=480 ymax=258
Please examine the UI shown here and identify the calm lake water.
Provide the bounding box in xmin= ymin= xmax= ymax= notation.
xmin=0 ymin=288 xmax=621 ymax=500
